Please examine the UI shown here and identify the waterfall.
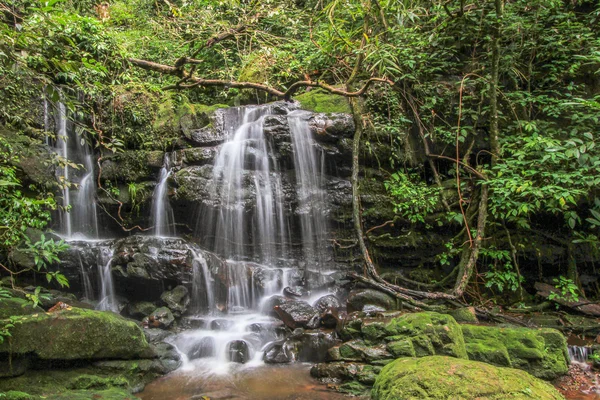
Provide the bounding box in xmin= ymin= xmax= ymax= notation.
xmin=151 ymin=154 xmax=175 ymax=237
xmin=56 ymin=102 xmax=72 ymax=237
xmin=199 ymin=106 xmax=289 ymax=265
xmin=288 ymin=110 xmax=330 ymax=272
xmin=51 ymin=97 xmax=99 ymax=239
xmin=77 ymin=252 xmax=94 ymax=301
xmin=96 ymin=247 xmax=118 ymax=312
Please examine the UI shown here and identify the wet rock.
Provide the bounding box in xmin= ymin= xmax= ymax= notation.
xmin=306 ymin=313 xmax=321 ymax=329
xmin=261 ymin=295 xmax=290 ymax=315
xmin=210 ymin=318 xmax=234 ymax=331
xmin=160 ymin=285 xmax=190 ymax=316
xmin=227 ymin=340 xmax=250 ymax=363
xmin=346 ymin=289 xmax=397 ymax=313
xmin=263 ymin=340 xmax=298 ymax=364
xmin=313 ymin=295 xmax=341 ymax=314
xmin=296 ymin=331 xmax=341 ymax=362
xmin=144 ymin=307 xmax=175 ymax=329
xmin=188 ymin=337 xmax=216 ymax=360
xmin=178 ymin=146 xmax=219 ymax=166
xmin=283 ymin=286 xmax=307 ymax=298
xmin=143 ymin=328 xmax=172 ymax=344
xmin=372 ymin=356 xmax=564 ymax=400
xmin=274 ymin=300 xmax=319 ymax=329
xmin=320 ymin=307 xmax=340 ymax=328
xmin=128 ymin=301 xmax=157 ymax=319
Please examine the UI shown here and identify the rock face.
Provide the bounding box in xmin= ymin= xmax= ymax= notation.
xmin=160 ymin=285 xmax=190 ymax=316
xmin=371 ymin=356 xmax=565 ymax=400
xmin=0 ymin=308 xmax=149 ymax=360
xmin=461 ymin=324 xmax=569 ymax=380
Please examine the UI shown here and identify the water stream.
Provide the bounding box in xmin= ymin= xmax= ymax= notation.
xmin=151 ymin=153 xmax=176 ymax=237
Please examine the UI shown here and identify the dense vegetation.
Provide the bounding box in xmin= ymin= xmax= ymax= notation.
xmin=1 ymin=0 xmax=599 ymax=308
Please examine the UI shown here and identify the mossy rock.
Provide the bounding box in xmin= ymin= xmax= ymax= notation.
xmin=0 ymin=297 xmax=44 ymax=319
xmin=1 ymin=391 xmax=34 ymax=400
xmin=461 ymin=324 xmax=569 ymax=380
xmin=0 ymin=307 xmax=149 ymax=360
xmin=372 ymin=356 xmax=565 ymax=400
xmin=295 ymin=89 xmax=351 ymax=114
xmin=0 ymin=128 xmax=55 ymax=188
xmin=383 ymin=312 xmax=468 ymax=359
xmin=100 ymin=150 xmax=163 ymax=183
xmin=447 ymin=307 xmax=478 ymax=323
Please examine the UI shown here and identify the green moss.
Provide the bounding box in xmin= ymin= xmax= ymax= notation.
xmin=447 ymin=307 xmax=478 ymax=323
xmin=383 ymin=312 xmax=468 ymax=359
xmin=0 ymin=298 xmax=44 ymax=319
xmin=44 ymin=388 xmax=137 ymax=400
xmin=372 ymin=356 xmax=565 ymax=400
xmin=0 ymin=307 xmax=149 ymax=360
xmin=338 ymin=380 xmax=370 ymax=396
xmin=295 ymin=89 xmax=351 ymax=114
xmin=361 ymin=321 xmax=387 ymax=343
xmin=461 ymin=325 xmax=569 ymax=380
xmin=1 ymin=391 xmax=34 ymax=400
xmin=339 ymin=340 xmax=366 ymax=361
xmin=386 ymin=339 xmax=416 ymax=358
xmin=67 ymin=375 xmax=129 ymax=390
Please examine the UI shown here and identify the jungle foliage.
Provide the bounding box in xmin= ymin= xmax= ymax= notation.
xmin=1 ymin=0 xmax=599 ymax=305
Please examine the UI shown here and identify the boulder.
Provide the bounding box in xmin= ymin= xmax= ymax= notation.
xmin=143 ymin=307 xmax=174 ymax=329
xmin=372 ymin=356 xmax=564 ymax=400
xmin=0 ymin=298 xmax=44 ymax=319
xmin=274 ymin=301 xmax=319 ymax=329
xmin=0 ymin=308 xmax=149 ymax=360
xmin=382 ymin=312 xmax=468 ymax=359
xmin=127 ymin=301 xmax=156 ymax=319
xmin=320 ymin=307 xmax=340 ymax=328
xmin=160 ymin=285 xmax=190 ymax=316
xmin=461 ymin=324 xmax=569 ymax=380
xmin=447 ymin=307 xmax=478 ymax=323
xmin=313 ymin=294 xmax=341 ymax=314
xmin=227 ymin=340 xmax=250 ymax=363
xmin=188 ymin=337 xmax=216 ymax=360
xmin=346 ymin=289 xmax=397 ymax=313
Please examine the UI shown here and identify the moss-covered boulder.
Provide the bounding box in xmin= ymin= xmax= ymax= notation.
xmin=372 ymin=356 xmax=565 ymax=400
xmin=100 ymin=150 xmax=164 ymax=183
xmin=461 ymin=324 xmax=569 ymax=380
xmin=0 ymin=307 xmax=149 ymax=360
xmin=295 ymin=89 xmax=351 ymax=114
xmin=382 ymin=312 xmax=468 ymax=359
xmin=346 ymin=289 xmax=397 ymax=313
xmin=0 ymin=297 xmax=44 ymax=319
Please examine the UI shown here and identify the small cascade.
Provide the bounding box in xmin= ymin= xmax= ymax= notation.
xmin=73 ymin=149 xmax=99 ymax=238
xmin=189 ymin=248 xmax=214 ymax=313
xmin=77 ymin=252 xmax=94 ymax=301
xmin=569 ymin=345 xmax=592 ymax=367
xmin=151 ymin=154 xmax=175 ymax=237
xmin=96 ymin=247 xmax=118 ymax=312
xmin=288 ymin=110 xmax=330 ymax=273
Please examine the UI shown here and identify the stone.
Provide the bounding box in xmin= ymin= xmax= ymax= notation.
xmin=160 ymin=285 xmax=190 ymax=316
xmin=372 ymin=356 xmax=564 ymax=400
xmin=448 ymin=306 xmax=478 ymax=323
xmin=0 ymin=307 xmax=149 ymax=360
xmin=312 ymin=294 xmax=341 ymax=314
xmin=227 ymin=340 xmax=250 ymax=363
xmin=0 ymin=297 xmax=44 ymax=319
xmin=320 ymin=307 xmax=340 ymax=328
xmin=188 ymin=337 xmax=216 ymax=360
xmin=143 ymin=307 xmax=174 ymax=329
xmin=461 ymin=324 xmax=569 ymax=380
xmin=274 ymin=300 xmax=319 ymax=329
xmin=383 ymin=312 xmax=468 ymax=359
xmin=127 ymin=301 xmax=156 ymax=319
xmin=346 ymin=289 xmax=397 ymax=313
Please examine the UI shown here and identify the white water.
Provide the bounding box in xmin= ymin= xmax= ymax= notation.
xmin=288 ymin=110 xmax=330 ymax=271
xmin=51 ymin=98 xmax=99 ymax=239
xmin=172 ymin=105 xmax=336 ymax=372
xmin=96 ymin=247 xmax=118 ymax=312
xmin=151 ymin=154 xmax=175 ymax=237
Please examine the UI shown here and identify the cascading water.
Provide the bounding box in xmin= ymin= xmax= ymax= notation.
xmin=288 ymin=110 xmax=330 ymax=272
xmin=151 ymin=154 xmax=175 ymax=237
xmin=169 ymin=104 xmax=334 ymax=373
xmin=96 ymin=247 xmax=118 ymax=312
xmin=50 ymin=97 xmax=99 ymax=239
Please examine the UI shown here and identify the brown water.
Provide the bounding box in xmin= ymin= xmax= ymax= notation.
xmin=139 ymin=363 xmax=358 ymax=400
